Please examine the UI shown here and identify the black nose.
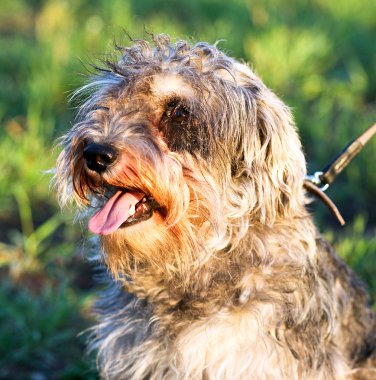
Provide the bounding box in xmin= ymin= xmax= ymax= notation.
xmin=83 ymin=142 xmax=118 ymax=173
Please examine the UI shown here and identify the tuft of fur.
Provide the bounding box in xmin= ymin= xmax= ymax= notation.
xmin=54 ymin=34 xmax=375 ymax=379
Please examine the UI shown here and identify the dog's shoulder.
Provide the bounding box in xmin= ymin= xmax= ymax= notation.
xmin=316 ymin=236 xmax=376 ymax=368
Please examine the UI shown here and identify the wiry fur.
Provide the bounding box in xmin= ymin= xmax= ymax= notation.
xmin=54 ymin=35 xmax=376 ymax=379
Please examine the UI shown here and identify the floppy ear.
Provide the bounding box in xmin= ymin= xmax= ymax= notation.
xmin=232 ymin=63 xmax=307 ymax=224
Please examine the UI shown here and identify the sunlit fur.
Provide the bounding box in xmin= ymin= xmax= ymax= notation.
xmin=54 ymin=35 xmax=376 ymax=379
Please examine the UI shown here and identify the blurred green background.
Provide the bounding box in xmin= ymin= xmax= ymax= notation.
xmin=0 ymin=0 xmax=375 ymax=378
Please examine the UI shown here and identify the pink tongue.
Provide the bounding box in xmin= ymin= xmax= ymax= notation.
xmin=88 ymin=190 xmax=144 ymax=235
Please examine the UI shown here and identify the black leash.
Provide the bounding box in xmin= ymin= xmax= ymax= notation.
xmin=304 ymin=123 xmax=376 ymax=225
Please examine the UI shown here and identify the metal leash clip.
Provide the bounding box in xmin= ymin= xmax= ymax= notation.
xmin=305 ymin=171 xmax=329 ymax=192
xmin=304 ymin=122 xmax=376 ymax=226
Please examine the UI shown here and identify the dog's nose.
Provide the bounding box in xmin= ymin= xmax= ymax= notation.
xmin=83 ymin=142 xmax=118 ymax=173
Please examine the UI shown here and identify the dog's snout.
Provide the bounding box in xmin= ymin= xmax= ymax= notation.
xmin=83 ymin=142 xmax=118 ymax=173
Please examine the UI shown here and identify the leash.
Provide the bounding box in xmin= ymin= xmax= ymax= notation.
xmin=304 ymin=122 xmax=376 ymax=226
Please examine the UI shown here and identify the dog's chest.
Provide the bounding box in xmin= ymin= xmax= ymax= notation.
xmin=172 ymin=306 xmax=297 ymax=379
xmin=128 ymin=304 xmax=300 ymax=380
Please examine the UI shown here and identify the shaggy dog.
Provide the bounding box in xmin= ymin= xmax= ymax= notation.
xmin=55 ymin=35 xmax=375 ymax=379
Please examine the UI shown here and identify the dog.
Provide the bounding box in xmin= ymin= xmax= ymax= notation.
xmin=55 ymin=35 xmax=376 ymax=379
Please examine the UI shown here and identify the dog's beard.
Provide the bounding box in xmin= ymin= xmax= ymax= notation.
xmin=69 ymin=143 xmax=222 ymax=280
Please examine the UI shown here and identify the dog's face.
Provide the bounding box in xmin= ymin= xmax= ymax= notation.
xmin=55 ymin=36 xmax=307 ymax=277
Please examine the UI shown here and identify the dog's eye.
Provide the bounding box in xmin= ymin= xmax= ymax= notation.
xmin=163 ymin=100 xmax=190 ymax=125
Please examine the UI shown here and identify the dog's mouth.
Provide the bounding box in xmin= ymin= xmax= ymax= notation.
xmin=88 ymin=189 xmax=160 ymax=235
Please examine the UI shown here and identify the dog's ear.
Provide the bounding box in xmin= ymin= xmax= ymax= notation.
xmin=231 ymin=63 xmax=307 ymax=224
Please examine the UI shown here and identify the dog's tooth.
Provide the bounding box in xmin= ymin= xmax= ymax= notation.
xmin=129 ymin=204 xmax=136 ymax=216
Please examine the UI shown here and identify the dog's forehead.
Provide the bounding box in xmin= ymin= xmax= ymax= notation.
xmin=152 ymin=74 xmax=194 ymax=100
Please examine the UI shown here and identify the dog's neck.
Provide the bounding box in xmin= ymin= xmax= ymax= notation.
xmin=117 ymin=213 xmax=317 ymax=324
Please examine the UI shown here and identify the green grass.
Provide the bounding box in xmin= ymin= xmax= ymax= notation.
xmin=0 ymin=279 xmax=97 ymax=379
xmin=0 ymin=0 xmax=375 ymax=377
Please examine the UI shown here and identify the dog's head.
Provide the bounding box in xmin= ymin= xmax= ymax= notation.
xmin=55 ymin=35 xmax=307 ymax=277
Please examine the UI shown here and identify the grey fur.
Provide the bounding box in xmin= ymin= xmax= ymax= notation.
xmin=55 ymin=35 xmax=376 ymax=379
